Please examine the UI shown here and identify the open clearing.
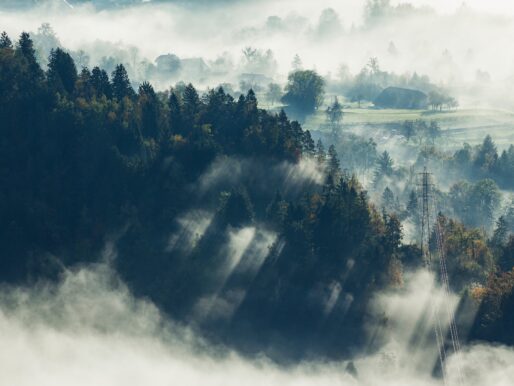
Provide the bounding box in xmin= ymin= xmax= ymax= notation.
xmin=303 ymin=106 xmax=514 ymax=150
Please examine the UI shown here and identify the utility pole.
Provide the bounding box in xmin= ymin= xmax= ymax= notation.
xmin=419 ymin=167 xmax=448 ymax=384
xmin=418 ymin=167 xmax=466 ymax=385
xmin=420 ymin=167 xmax=432 ymax=267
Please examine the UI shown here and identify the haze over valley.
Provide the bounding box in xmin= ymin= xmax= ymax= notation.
xmin=1 ymin=1 xmax=514 ymax=385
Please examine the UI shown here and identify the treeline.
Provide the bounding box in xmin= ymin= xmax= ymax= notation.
xmin=332 ymin=57 xmax=456 ymax=108
xmin=435 ymin=214 xmax=514 ymax=345
xmin=0 ymin=30 xmax=314 ymax=282
xmin=448 ymin=135 xmax=514 ymax=189
xmin=0 ymin=32 xmax=406 ymax=360
xmin=1 ymin=31 xmax=513 ymax=357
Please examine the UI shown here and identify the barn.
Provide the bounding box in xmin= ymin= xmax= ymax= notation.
xmin=373 ymin=87 xmax=428 ymax=109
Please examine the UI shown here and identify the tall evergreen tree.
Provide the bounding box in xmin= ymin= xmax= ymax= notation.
xmin=75 ymin=67 xmax=94 ymax=99
xmin=492 ymin=216 xmax=509 ymax=248
xmin=374 ymin=150 xmax=394 ymax=186
xmin=182 ymin=83 xmax=200 ymax=121
xmin=16 ymin=32 xmax=44 ymax=81
xmin=138 ymin=81 xmax=160 ymax=139
xmin=90 ymin=66 xmax=112 ymax=98
xmin=0 ymin=32 xmax=12 ymax=49
xmin=111 ymin=64 xmax=134 ymax=101
xmin=219 ymin=188 xmax=254 ymax=228
xmin=316 ymin=139 xmax=326 ymax=165
xmin=16 ymin=32 xmax=36 ymax=60
xmin=382 ymin=187 xmax=395 ymax=211
xmin=328 ymin=144 xmax=341 ymax=176
xmin=302 ymin=130 xmax=316 ymax=156
xmin=168 ymin=92 xmax=183 ymax=135
xmin=474 ymin=135 xmax=498 ymax=173
xmin=47 ymin=48 xmax=78 ymax=95
xmin=499 ymin=236 xmax=514 ymax=272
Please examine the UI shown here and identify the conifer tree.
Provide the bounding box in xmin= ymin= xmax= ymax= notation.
xmin=0 ymin=31 xmax=12 ymax=49
xmin=111 ymin=64 xmax=135 ymax=101
xmin=16 ymin=32 xmax=44 ymax=81
xmin=47 ymin=48 xmax=78 ymax=95
xmin=168 ymin=92 xmax=183 ymax=135
xmin=91 ymin=66 xmax=112 ymax=98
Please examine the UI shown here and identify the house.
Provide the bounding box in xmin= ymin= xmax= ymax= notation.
xmin=373 ymin=87 xmax=428 ymax=109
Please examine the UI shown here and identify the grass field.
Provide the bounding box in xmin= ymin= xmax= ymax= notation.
xmin=255 ymin=92 xmax=514 ymax=149
xmin=303 ymin=105 xmax=514 ymax=150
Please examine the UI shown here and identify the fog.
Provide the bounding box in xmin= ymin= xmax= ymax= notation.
xmin=2 ymin=0 xmax=514 ymax=94
xmin=0 ymin=255 xmax=512 ymax=386
xmin=1 ymin=2 xmax=513 ymax=384
xmin=196 ymin=156 xmax=325 ymax=197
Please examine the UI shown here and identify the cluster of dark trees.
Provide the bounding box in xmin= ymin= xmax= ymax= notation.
xmin=1 ymin=31 xmax=513 ymax=360
xmin=335 ymin=57 xmax=457 ymax=110
xmin=448 ymin=135 xmax=514 ymax=189
xmin=434 ymin=214 xmax=514 ymax=345
xmin=427 ymin=90 xmax=458 ymax=111
xmin=401 ymin=119 xmax=442 ymax=144
xmin=0 ymin=31 xmax=406 ymax=361
xmin=379 ymin=172 xmax=501 ymax=234
xmin=0 ymin=30 xmax=314 ymax=283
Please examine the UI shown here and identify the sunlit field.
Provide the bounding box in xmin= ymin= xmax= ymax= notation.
xmin=303 ymin=102 xmax=514 ymax=149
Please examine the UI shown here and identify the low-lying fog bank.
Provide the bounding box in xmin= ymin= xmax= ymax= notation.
xmin=0 ymin=258 xmax=512 ymax=386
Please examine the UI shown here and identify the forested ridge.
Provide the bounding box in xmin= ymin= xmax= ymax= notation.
xmin=1 ymin=32 xmax=513 ymax=360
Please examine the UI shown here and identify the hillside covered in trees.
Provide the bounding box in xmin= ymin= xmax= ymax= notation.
xmin=1 ymin=31 xmax=514 ymax=362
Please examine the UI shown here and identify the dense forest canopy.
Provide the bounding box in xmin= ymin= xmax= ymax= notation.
xmin=1 ymin=26 xmax=514 ymax=377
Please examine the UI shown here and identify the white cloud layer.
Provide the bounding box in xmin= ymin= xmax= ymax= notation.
xmin=2 ymin=0 xmax=514 ymax=86
xmin=0 ymin=262 xmax=513 ymax=386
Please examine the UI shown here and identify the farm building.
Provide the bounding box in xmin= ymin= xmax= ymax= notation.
xmin=373 ymin=87 xmax=428 ymax=109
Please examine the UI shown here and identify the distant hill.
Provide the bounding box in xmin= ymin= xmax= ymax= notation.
xmin=373 ymin=86 xmax=428 ymax=110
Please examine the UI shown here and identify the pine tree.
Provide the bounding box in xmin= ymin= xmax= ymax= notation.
xmin=316 ymin=139 xmax=326 ymax=165
xmin=499 ymin=236 xmax=514 ymax=272
xmin=384 ymin=212 xmax=403 ymax=254
xmin=374 ymin=150 xmax=394 ymax=186
xmin=291 ymin=54 xmax=302 ymax=70
xmin=492 ymin=216 xmax=509 ymax=248
xmin=474 ymin=135 xmax=498 ymax=172
xmin=328 ymin=145 xmax=341 ymax=176
xmin=302 ymin=130 xmax=316 ymax=156
xmin=0 ymin=31 xmax=12 ymax=49
xmin=16 ymin=32 xmax=36 ymax=60
xmin=382 ymin=187 xmax=395 ymax=211
xmin=76 ymin=67 xmax=94 ymax=99
xmin=47 ymin=48 xmax=78 ymax=95
xmin=111 ymin=64 xmax=135 ymax=101
xmin=182 ymin=83 xmax=200 ymax=122
xmin=90 ymin=66 xmax=112 ymax=98
xmin=138 ymin=82 xmax=160 ymax=139
xmin=16 ymin=32 xmax=44 ymax=81
xmin=219 ymin=189 xmax=254 ymax=228
xmin=168 ymin=92 xmax=183 ymax=135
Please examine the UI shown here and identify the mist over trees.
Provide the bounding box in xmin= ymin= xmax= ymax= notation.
xmin=0 ymin=31 xmax=413 ymax=360
xmin=1 ymin=17 xmax=514 ymax=371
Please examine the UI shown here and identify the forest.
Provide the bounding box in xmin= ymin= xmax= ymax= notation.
xmin=1 ymin=29 xmax=514 ymax=369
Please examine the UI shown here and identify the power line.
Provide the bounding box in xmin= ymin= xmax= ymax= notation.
xmin=418 ymin=167 xmax=464 ymax=385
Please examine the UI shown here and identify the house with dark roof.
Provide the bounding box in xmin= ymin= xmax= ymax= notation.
xmin=373 ymin=87 xmax=428 ymax=109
